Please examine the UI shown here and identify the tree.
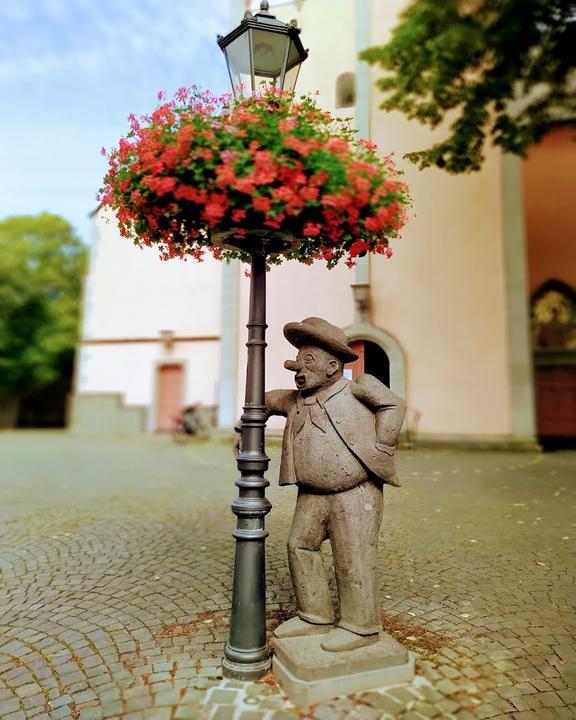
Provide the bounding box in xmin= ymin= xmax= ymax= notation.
xmin=360 ymin=0 xmax=576 ymax=172
xmin=0 ymin=214 xmax=87 ymax=426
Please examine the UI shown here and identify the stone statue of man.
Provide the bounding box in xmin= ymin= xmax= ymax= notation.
xmin=266 ymin=317 xmax=406 ymax=652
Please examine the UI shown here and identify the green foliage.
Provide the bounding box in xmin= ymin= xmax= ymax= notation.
xmin=0 ymin=214 xmax=87 ymax=393
xmin=360 ymin=0 xmax=576 ymax=172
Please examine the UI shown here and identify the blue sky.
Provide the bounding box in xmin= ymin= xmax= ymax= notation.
xmin=0 ymin=0 xmax=236 ymax=246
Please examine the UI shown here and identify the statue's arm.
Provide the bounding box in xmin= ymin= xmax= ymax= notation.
xmin=234 ymin=389 xmax=296 ymax=432
xmin=265 ymin=389 xmax=297 ymax=418
xmin=351 ymin=374 xmax=406 ymax=446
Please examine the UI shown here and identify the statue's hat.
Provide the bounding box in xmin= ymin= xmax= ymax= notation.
xmin=283 ymin=317 xmax=359 ymax=363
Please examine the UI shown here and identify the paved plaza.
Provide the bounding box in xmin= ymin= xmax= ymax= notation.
xmin=0 ymin=432 xmax=574 ymax=720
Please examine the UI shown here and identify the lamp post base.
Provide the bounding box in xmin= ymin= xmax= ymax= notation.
xmin=222 ymin=654 xmax=272 ymax=681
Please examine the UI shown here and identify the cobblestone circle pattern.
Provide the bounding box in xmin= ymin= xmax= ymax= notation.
xmin=0 ymin=432 xmax=574 ymax=720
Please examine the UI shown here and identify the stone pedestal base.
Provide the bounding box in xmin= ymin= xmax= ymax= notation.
xmin=272 ymin=632 xmax=415 ymax=706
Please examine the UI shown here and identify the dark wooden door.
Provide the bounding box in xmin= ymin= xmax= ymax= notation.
xmin=534 ymin=366 xmax=576 ymax=437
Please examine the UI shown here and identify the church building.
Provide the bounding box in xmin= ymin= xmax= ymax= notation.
xmin=72 ymin=0 xmax=576 ymax=448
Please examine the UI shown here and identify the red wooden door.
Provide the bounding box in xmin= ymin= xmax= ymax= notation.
xmin=535 ymin=366 xmax=576 ymax=437
xmin=345 ymin=341 xmax=365 ymax=379
xmin=156 ymin=364 xmax=183 ymax=431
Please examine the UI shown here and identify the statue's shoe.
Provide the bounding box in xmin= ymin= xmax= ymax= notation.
xmin=320 ymin=628 xmax=379 ymax=652
xmin=273 ymin=617 xmax=333 ymax=638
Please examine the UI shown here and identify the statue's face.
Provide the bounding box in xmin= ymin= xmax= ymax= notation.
xmin=284 ymin=344 xmax=340 ymax=396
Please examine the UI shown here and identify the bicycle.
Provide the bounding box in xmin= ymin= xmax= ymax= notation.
xmin=171 ymin=405 xmax=210 ymax=444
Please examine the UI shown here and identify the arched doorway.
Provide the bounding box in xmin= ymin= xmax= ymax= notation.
xmin=344 ymin=322 xmax=416 ymax=442
xmin=344 ymin=322 xmax=406 ymax=400
xmin=345 ymin=340 xmax=390 ymax=387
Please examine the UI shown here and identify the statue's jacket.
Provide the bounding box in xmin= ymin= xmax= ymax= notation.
xmin=265 ymin=374 xmax=406 ymax=490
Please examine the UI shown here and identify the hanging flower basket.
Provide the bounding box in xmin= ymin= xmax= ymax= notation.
xmin=100 ymin=87 xmax=411 ymax=268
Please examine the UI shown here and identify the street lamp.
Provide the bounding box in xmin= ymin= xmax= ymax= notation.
xmin=218 ymin=0 xmax=308 ymax=97
xmin=218 ymin=1 xmax=308 ymax=681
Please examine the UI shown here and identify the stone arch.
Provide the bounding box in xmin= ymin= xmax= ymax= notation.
xmin=343 ymin=322 xmax=407 ymax=400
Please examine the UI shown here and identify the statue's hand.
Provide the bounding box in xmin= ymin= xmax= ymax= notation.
xmin=233 ymin=420 xmax=242 ymax=458
xmin=233 ymin=430 xmax=242 ymax=458
xmin=350 ymin=373 xmax=390 ymax=407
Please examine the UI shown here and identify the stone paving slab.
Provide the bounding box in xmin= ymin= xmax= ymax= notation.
xmin=0 ymin=432 xmax=574 ymax=719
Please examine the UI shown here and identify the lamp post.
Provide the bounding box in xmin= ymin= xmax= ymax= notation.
xmin=217 ymin=1 xmax=308 ymax=681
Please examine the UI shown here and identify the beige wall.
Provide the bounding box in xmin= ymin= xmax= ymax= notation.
xmin=84 ymin=208 xmax=222 ymax=340
xmin=523 ymin=126 xmax=576 ymax=293
xmin=368 ymin=0 xmax=511 ymax=437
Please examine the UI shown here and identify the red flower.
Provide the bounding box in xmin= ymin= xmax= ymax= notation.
xmin=215 ymin=164 xmax=237 ymax=187
xmin=349 ymin=240 xmax=369 ymax=258
xmin=310 ymin=170 xmax=329 ymax=187
xmin=232 ymin=209 xmax=247 ymax=223
xmin=299 ymin=186 xmax=319 ymax=202
xmin=196 ymin=148 xmax=213 ymax=161
xmin=161 ymin=146 xmax=181 ymax=169
xmin=203 ymin=201 xmax=227 ymax=225
xmin=285 ymin=136 xmax=319 ymax=157
xmin=272 ymin=186 xmax=295 ymax=203
xmin=303 ymin=222 xmax=322 ymax=237
xmin=253 ymin=196 xmax=271 ymax=213
xmin=234 ymin=176 xmax=256 ymax=195
xmin=365 ymin=215 xmax=383 ymax=232
xmin=321 ymin=194 xmax=348 ymax=210
xmin=142 ymin=175 xmax=176 ymax=196
xmin=174 ymin=186 xmax=207 ymax=203
xmin=327 ymin=137 xmax=348 ymax=155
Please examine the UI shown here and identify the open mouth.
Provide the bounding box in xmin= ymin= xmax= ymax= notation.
xmin=295 ymin=375 xmax=306 ymax=387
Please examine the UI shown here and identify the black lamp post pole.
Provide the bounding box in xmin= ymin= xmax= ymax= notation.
xmin=223 ymin=246 xmax=272 ymax=680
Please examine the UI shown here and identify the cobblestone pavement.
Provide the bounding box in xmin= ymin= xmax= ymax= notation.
xmin=0 ymin=432 xmax=574 ymax=720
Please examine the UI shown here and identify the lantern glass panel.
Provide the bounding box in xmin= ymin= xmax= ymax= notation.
xmin=250 ymin=28 xmax=290 ymax=80
xmin=224 ymin=31 xmax=254 ymax=94
xmin=286 ymin=37 xmax=301 ymax=71
xmin=283 ymin=62 xmax=301 ymax=94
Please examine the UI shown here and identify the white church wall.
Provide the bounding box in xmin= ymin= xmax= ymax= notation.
xmin=74 ymin=207 xmax=223 ymax=433
xmin=84 ymin=208 xmax=222 ymax=340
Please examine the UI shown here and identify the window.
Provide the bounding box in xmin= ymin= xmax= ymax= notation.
xmin=336 ymin=72 xmax=355 ymax=108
